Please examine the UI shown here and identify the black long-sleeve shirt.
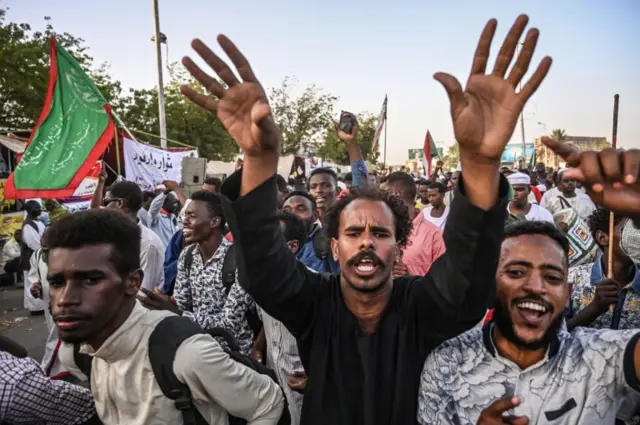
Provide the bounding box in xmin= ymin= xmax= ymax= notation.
xmin=222 ymin=173 xmax=509 ymax=425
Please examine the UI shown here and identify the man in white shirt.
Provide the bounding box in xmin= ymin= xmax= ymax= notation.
xmin=506 ymin=172 xmax=554 ymax=223
xmin=100 ymin=181 xmax=166 ymax=292
xmin=20 ymin=200 xmax=47 ymax=313
xmin=544 ymin=169 xmax=596 ymax=220
xmin=47 ymin=209 xmax=285 ymax=424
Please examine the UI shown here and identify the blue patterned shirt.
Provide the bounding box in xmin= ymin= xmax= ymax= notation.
xmin=568 ymin=254 xmax=640 ymax=330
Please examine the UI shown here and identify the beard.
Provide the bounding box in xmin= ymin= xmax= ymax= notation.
xmin=492 ymin=297 xmax=564 ymax=351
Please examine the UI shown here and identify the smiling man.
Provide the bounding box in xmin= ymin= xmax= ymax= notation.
xmin=419 ymin=221 xmax=640 ymax=425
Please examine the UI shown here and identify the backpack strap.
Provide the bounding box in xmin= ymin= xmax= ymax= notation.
xmin=221 ymin=244 xmax=236 ymax=295
xmin=183 ymin=244 xmax=198 ymax=281
xmin=148 ymin=316 xmax=208 ymax=425
xmin=72 ymin=344 xmax=93 ymax=381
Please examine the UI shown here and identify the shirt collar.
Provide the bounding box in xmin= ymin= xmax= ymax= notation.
xmin=590 ymin=253 xmax=640 ymax=292
xmin=482 ymin=320 xmax=561 ymax=359
xmin=80 ymin=301 xmax=148 ymax=361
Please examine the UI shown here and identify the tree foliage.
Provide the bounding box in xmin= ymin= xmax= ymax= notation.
xmin=0 ymin=9 xmax=121 ymax=130
xmin=269 ymin=77 xmax=338 ymax=155
xmin=116 ymin=63 xmax=238 ymax=160
xmin=316 ymin=113 xmax=379 ymax=165
xmin=441 ymin=143 xmax=460 ymax=171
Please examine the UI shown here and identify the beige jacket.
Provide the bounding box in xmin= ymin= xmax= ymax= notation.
xmin=59 ymin=301 xmax=284 ymax=425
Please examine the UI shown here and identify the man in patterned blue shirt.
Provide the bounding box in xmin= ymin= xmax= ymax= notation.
xmin=419 ymin=221 xmax=640 ymax=425
xmin=567 ymin=207 xmax=640 ymax=331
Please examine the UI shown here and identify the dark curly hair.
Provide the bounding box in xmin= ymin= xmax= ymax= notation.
xmin=323 ymin=185 xmax=413 ymax=249
xmin=586 ymin=207 xmax=624 ymax=245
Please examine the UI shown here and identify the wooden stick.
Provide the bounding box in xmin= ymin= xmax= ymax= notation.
xmin=607 ymin=94 xmax=619 ymax=279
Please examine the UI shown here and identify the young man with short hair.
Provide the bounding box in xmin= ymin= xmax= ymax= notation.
xmin=140 ymin=190 xmax=257 ymax=356
xmin=50 ymin=209 xmax=284 ymax=424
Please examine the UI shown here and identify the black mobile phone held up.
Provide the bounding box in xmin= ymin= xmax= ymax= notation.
xmin=339 ymin=111 xmax=356 ymax=135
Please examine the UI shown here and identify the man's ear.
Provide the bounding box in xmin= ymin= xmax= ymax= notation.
xmin=331 ymin=238 xmax=339 ymax=262
xmin=125 ymin=269 xmax=143 ymax=295
xmin=210 ymin=216 xmax=221 ymax=229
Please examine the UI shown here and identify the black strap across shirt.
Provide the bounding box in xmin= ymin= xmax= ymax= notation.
xmin=221 ymin=172 xmax=509 ymax=425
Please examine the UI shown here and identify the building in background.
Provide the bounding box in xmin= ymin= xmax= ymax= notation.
xmin=534 ymin=135 xmax=610 ymax=169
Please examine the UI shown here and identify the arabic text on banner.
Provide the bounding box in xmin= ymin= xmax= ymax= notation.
xmin=123 ymin=138 xmax=198 ymax=191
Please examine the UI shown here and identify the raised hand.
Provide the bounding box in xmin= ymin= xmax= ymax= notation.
xmin=542 ymin=137 xmax=640 ymax=217
xmin=333 ymin=114 xmax=358 ymax=145
xmin=436 ymin=15 xmax=552 ymax=163
xmin=180 ymin=36 xmax=280 ymax=158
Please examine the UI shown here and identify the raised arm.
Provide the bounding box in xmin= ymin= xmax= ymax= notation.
xmin=411 ymin=15 xmax=552 ymax=339
xmin=90 ymin=169 xmax=107 ymax=209
xmin=148 ymin=191 xmax=166 ymax=225
xmin=332 ymin=115 xmax=369 ymax=187
xmin=180 ymin=36 xmax=324 ymax=337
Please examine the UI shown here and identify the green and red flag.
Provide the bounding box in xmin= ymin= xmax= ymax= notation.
xmin=4 ymin=37 xmax=114 ymax=199
xmin=422 ymin=130 xmax=438 ymax=176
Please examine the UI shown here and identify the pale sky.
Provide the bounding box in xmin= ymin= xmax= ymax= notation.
xmin=4 ymin=0 xmax=639 ymax=164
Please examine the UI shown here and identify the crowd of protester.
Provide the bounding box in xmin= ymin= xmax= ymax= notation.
xmin=1 ymin=13 xmax=640 ymax=425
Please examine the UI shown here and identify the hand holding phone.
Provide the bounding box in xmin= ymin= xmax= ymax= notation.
xmin=335 ymin=111 xmax=358 ymax=143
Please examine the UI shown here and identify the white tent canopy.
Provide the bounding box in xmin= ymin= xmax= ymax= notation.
xmin=0 ymin=135 xmax=27 ymax=153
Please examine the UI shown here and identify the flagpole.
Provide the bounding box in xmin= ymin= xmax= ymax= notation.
xmin=607 ymin=94 xmax=619 ymax=280
xmin=152 ymin=0 xmax=168 ymax=150
xmin=383 ymin=96 xmax=387 ymax=168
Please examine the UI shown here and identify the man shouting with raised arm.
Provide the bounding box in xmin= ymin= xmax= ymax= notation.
xmin=180 ymin=14 xmax=551 ymax=425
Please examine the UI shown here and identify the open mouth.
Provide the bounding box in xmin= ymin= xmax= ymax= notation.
xmin=352 ymin=258 xmax=379 ymax=277
xmin=55 ymin=317 xmax=85 ymax=330
xmin=183 ymin=228 xmax=194 ymax=238
xmin=514 ymin=300 xmax=550 ymax=325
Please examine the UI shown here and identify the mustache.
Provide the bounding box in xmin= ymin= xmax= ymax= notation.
xmin=346 ymin=251 xmax=384 ymax=267
xmin=511 ymin=295 xmax=554 ymax=313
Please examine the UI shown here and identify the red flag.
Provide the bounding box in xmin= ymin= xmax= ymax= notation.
xmin=422 ymin=131 xmax=438 ymax=176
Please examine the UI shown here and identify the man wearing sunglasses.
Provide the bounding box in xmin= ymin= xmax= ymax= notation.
xmin=92 ymin=180 xmax=166 ymax=292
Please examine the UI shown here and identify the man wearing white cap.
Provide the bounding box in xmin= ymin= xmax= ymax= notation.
xmin=507 ymin=172 xmax=554 ymax=223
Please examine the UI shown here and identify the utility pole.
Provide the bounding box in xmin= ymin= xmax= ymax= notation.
xmin=152 ymin=0 xmax=167 ymax=150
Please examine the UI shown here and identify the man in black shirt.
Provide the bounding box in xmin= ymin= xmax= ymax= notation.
xmin=179 ymin=13 xmax=552 ymax=425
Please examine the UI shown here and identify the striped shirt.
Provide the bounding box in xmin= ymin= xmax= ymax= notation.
xmin=258 ymin=307 xmax=305 ymax=425
xmin=0 ymin=350 xmax=96 ymax=424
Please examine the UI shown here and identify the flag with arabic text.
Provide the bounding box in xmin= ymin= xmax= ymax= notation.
xmin=4 ymin=37 xmax=114 ymax=199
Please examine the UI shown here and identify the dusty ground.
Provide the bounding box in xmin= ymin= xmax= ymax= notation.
xmin=0 ymin=283 xmax=48 ymax=361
